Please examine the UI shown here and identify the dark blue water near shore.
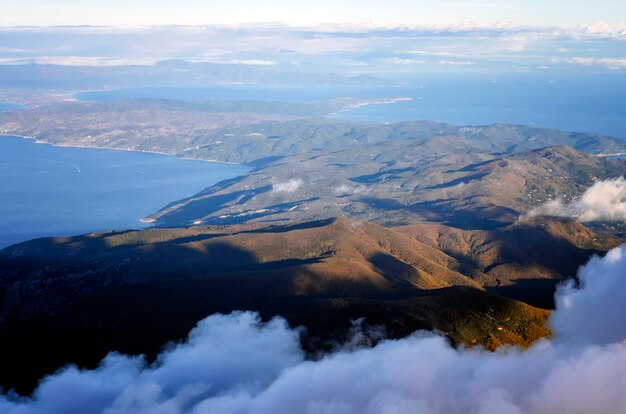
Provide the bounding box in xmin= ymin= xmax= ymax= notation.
xmin=0 ymin=136 xmax=249 ymax=248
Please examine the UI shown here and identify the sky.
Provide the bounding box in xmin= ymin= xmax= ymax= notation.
xmin=0 ymin=1 xmax=624 ymax=75
xmin=2 ymin=0 xmax=626 ymax=27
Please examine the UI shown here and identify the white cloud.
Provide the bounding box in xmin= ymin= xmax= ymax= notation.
xmin=438 ymin=59 xmax=474 ymax=65
xmin=551 ymin=246 xmax=626 ymax=346
xmin=1 ymin=245 xmax=626 ymax=413
xmin=525 ymin=177 xmax=626 ymax=222
xmin=272 ymin=178 xmax=303 ymax=194
xmin=190 ymin=58 xmax=278 ymax=66
xmin=386 ymin=57 xmax=474 ymax=66
xmin=579 ymin=21 xmax=626 ymax=39
xmin=334 ymin=184 xmax=368 ymax=195
xmin=0 ymin=24 xmax=623 ymax=72
xmin=569 ymin=57 xmax=626 ymax=70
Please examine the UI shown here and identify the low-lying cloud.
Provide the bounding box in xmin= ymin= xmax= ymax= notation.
xmin=525 ymin=177 xmax=626 ymax=222
xmin=272 ymin=178 xmax=303 ymax=194
xmin=1 ymin=245 xmax=625 ymax=413
xmin=334 ymin=183 xmax=368 ymax=195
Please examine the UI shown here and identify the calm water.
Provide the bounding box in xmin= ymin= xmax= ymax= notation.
xmin=77 ymin=73 xmax=626 ymax=139
xmin=0 ymin=136 xmax=249 ymax=248
xmin=332 ymin=74 xmax=626 ymax=139
xmin=0 ymin=102 xmax=25 ymax=111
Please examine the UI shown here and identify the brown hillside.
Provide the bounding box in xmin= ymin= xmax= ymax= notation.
xmin=0 ymin=217 xmax=558 ymax=394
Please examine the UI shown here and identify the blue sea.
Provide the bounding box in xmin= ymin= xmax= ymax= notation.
xmin=0 ymin=136 xmax=249 ymax=248
xmin=77 ymin=73 xmax=626 ymax=139
xmin=0 ymin=102 xmax=25 ymax=111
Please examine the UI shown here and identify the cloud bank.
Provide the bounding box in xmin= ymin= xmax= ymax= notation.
xmin=1 ymin=245 xmax=625 ymax=414
xmin=526 ymin=177 xmax=626 ymax=222
xmin=0 ymin=24 xmax=625 ymax=74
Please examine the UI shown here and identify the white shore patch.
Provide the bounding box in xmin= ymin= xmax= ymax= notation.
xmin=328 ymin=97 xmax=413 ymax=117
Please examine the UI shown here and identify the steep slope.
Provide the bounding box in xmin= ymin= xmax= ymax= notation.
xmin=149 ymin=145 xmax=626 ymax=229
xmin=395 ymin=217 xmax=620 ymax=307
xmin=0 ymin=218 xmax=556 ymax=394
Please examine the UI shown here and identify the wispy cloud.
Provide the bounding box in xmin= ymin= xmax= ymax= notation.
xmin=569 ymin=57 xmax=626 ymax=70
xmin=0 ymin=56 xmax=161 ymax=66
xmin=579 ymin=21 xmax=626 ymax=39
xmin=334 ymin=183 xmax=368 ymax=195
xmin=272 ymin=178 xmax=303 ymax=194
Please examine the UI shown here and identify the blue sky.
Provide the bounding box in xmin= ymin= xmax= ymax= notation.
xmin=2 ymin=0 xmax=626 ymax=27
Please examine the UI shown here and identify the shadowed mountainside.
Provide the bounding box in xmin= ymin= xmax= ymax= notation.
xmin=149 ymin=143 xmax=626 ymax=229
xmin=0 ymin=217 xmax=618 ymax=394
xmin=3 ymin=104 xmax=625 ymax=229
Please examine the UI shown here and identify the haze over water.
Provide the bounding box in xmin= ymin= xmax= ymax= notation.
xmin=77 ymin=73 xmax=626 ymax=140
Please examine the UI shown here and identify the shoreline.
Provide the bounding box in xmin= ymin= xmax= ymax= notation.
xmin=0 ymin=134 xmax=249 ymax=229
xmin=0 ymin=134 xmax=244 ymax=166
xmin=327 ymin=97 xmax=413 ymax=118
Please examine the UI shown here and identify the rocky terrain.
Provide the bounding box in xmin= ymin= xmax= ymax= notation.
xmin=2 ymin=216 xmax=618 ymax=393
xmin=147 ymin=123 xmax=626 ymax=229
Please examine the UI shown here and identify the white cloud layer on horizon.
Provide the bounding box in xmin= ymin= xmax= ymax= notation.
xmin=525 ymin=177 xmax=626 ymax=222
xmin=272 ymin=178 xmax=303 ymax=194
xmin=1 ymin=244 xmax=625 ymax=413
xmin=569 ymin=57 xmax=626 ymax=70
xmin=0 ymin=56 xmax=162 ymax=67
xmin=0 ymin=24 xmax=624 ymax=73
xmin=579 ymin=21 xmax=626 ymax=38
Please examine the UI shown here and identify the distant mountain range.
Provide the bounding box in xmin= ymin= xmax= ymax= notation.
xmin=0 ymin=60 xmax=395 ymax=89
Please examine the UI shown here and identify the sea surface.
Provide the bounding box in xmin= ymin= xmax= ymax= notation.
xmin=0 ymin=102 xmax=25 ymax=111
xmin=77 ymin=73 xmax=626 ymax=139
xmin=0 ymin=136 xmax=249 ymax=248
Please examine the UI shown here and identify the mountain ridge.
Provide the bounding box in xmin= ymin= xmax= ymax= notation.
xmin=0 ymin=216 xmax=618 ymax=393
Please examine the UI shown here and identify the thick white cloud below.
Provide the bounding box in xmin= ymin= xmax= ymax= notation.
xmin=1 ymin=246 xmax=626 ymax=414
xmin=525 ymin=177 xmax=626 ymax=223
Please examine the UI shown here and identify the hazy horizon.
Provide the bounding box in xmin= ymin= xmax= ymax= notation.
xmin=1 ymin=3 xmax=625 ymax=413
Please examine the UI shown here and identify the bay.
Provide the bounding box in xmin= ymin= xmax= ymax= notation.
xmin=0 ymin=136 xmax=249 ymax=248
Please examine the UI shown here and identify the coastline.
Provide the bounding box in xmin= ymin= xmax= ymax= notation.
xmin=0 ymin=134 xmax=250 ymax=230
xmin=327 ymin=97 xmax=413 ymax=118
xmin=0 ymin=134 xmax=244 ymax=166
